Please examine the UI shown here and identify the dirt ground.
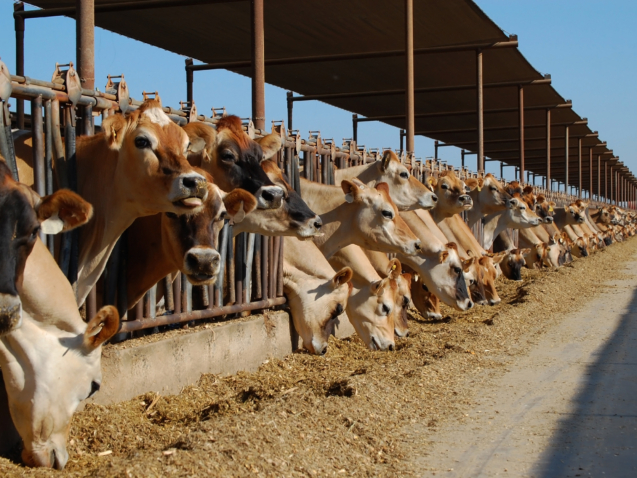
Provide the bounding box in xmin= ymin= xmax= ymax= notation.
xmin=1 ymin=239 xmax=634 ymax=478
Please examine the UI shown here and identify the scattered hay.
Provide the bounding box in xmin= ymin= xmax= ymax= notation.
xmin=1 ymin=240 xmax=634 ymax=478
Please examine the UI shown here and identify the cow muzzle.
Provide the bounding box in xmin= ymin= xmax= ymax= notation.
xmin=183 ymin=247 xmax=221 ymax=285
xmin=171 ymin=173 xmax=208 ymax=209
xmin=256 ymin=185 xmax=284 ymax=209
xmin=544 ymin=216 xmax=554 ymax=223
xmin=419 ymin=192 xmax=438 ymax=210
xmin=24 ymin=445 xmax=69 ymax=470
xmin=295 ymin=214 xmax=323 ymax=239
xmin=0 ymin=293 xmax=22 ymax=335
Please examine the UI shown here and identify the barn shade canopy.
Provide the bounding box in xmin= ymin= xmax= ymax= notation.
xmin=25 ymin=0 xmax=624 ymax=189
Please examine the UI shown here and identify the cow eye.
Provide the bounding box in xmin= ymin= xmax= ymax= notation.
xmin=453 ymin=266 xmax=461 ymax=275
xmin=519 ymin=206 xmax=526 ymax=211
xmin=30 ymin=225 xmax=41 ymax=240
xmin=470 ymin=279 xmax=476 ymax=285
xmin=381 ymin=304 xmax=391 ymax=315
xmin=441 ymin=184 xmax=449 ymax=190
xmin=490 ymin=186 xmax=497 ymax=191
xmin=165 ymin=212 xmax=178 ymax=219
xmin=221 ymin=151 xmax=235 ymax=162
xmin=134 ymin=136 xmax=150 ymax=149
xmin=381 ymin=210 xmax=394 ymax=220
xmin=88 ymin=381 xmax=101 ymax=398
xmin=399 ymin=172 xmax=409 ymax=179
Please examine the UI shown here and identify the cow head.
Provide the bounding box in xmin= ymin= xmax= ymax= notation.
xmin=100 ymin=99 xmax=208 ymax=215
xmin=462 ymin=256 xmax=488 ymax=306
xmin=480 ymin=254 xmax=507 ymax=305
xmin=506 ymin=198 xmax=542 ymax=227
xmin=183 ymin=117 xmax=284 ymax=209
xmin=284 ymin=266 xmax=352 ymax=355
xmin=499 ymin=249 xmax=528 ymax=281
xmin=341 ymin=179 xmax=421 ymax=255
xmin=1 ymin=306 xmax=119 ymax=470
xmin=238 ymin=160 xmax=323 ymax=238
xmin=563 ymin=203 xmax=586 ymax=225
xmin=0 ymin=161 xmax=92 ymax=335
xmin=466 ymin=174 xmax=511 ymax=212
xmin=429 ymin=170 xmax=472 ymax=215
xmin=376 ymin=150 xmax=437 ymax=210
xmin=411 ymin=277 xmax=442 ymax=320
xmin=383 ymin=259 xmax=411 ymax=338
xmin=162 ymin=172 xmax=257 ymax=286
xmin=534 ymin=195 xmax=556 ymax=224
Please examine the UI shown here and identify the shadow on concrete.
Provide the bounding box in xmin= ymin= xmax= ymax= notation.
xmin=536 ymin=287 xmax=637 ymax=478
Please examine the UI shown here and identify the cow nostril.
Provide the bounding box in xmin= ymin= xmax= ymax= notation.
xmin=388 ymin=344 xmax=395 ymax=351
xmin=182 ymin=176 xmax=198 ymax=190
xmin=261 ymin=190 xmax=274 ymax=201
xmin=320 ymin=347 xmax=327 ymax=356
xmin=314 ymin=220 xmax=322 ymax=230
xmin=414 ymin=241 xmax=421 ymax=250
xmin=186 ymin=253 xmax=199 ymax=269
xmin=431 ymin=194 xmax=438 ymax=202
xmin=402 ymin=296 xmax=410 ymax=307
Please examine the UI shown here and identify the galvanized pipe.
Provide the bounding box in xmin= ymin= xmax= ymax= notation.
xmin=251 ymin=0 xmax=265 ymax=130
xmin=31 ymin=95 xmax=45 ymax=238
xmin=404 ymin=0 xmax=415 ymax=153
xmin=518 ymin=85 xmax=524 ymax=181
xmin=564 ymin=125 xmax=569 ymax=193
xmin=14 ymin=2 xmax=25 ymax=130
xmin=119 ymin=297 xmax=286 ymax=332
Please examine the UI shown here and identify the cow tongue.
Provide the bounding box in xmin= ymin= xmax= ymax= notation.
xmin=181 ymin=197 xmax=203 ymax=207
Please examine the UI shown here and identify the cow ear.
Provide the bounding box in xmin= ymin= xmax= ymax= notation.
xmin=102 ymin=114 xmax=128 ymax=150
xmin=387 ymin=258 xmax=401 ymax=279
xmin=519 ymin=248 xmax=531 ymax=255
xmin=223 ymin=188 xmax=258 ymax=224
xmin=371 ymin=278 xmax=390 ymax=296
xmin=491 ymin=252 xmax=507 ymax=264
xmin=462 ymin=258 xmax=474 ymax=271
xmin=36 ymin=189 xmax=94 ymax=234
xmin=332 ymin=267 xmax=353 ymax=288
xmin=439 ymin=250 xmax=449 ymax=263
xmin=464 ymin=178 xmax=479 ymax=191
xmin=380 ymin=150 xmax=393 ymax=172
xmin=375 ymin=182 xmax=390 ymax=196
xmin=83 ymin=306 xmax=120 ymax=351
xmin=341 ymin=179 xmax=362 ymax=203
xmin=256 ymin=133 xmax=282 ymax=160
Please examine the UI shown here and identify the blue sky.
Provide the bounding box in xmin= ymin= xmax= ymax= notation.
xmin=1 ymin=0 xmax=635 ymax=183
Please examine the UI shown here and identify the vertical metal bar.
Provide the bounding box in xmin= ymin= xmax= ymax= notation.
xmin=216 ymin=223 xmax=228 ymax=307
xmin=14 ymin=2 xmax=25 ymax=130
xmin=546 ymin=109 xmax=551 ymax=191
xmin=76 ymin=0 xmax=95 ymax=91
xmin=254 ymin=233 xmax=262 ymax=299
xmin=228 ymin=225 xmax=235 ymax=304
xmin=235 ymin=232 xmax=245 ymax=305
xmin=32 ymin=96 xmax=45 ymax=241
xmin=245 ymin=233 xmax=255 ymax=302
xmin=277 ymin=236 xmax=283 ymax=297
xmin=136 ymin=295 xmax=144 ymax=320
xmin=589 ymin=148 xmax=593 ymax=200
xmin=400 ymin=130 xmax=405 ymax=155
xmin=597 ymin=156 xmax=601 ymax=202
xmin=251 ymin=0 xmax=265 ymax=130
xmin=576 ymin=137 xmax=581 ymax=198
xmin=269 ymin=236 xmax=275 ymax=299
xmin=404 ymin=0 xmax=415 ymax=154
xmin=164 ymin=276 xmax=174 ymax=312
xmin=564 ymin=125 xmax=569 ymax=194
xmin=476 ymin=49 xmax=484 ymax=172
xmin=261 ymin=235 xmax=269 ymax=300
xmin=604 ymin=162 xmax=608 ymax=203
xmin=185 ymin=58 xmax=194 ymax=103
xmin=286 ymin=91 xmax=293 ymax=131
xmin=183 ymin=275 xmax=192 ymax=314
xmin=352 ymin=114 xmax=358 ymax=143
xmin=43 ymin=99 xmax=55 ymax=254
xmin=518 ymin=86 xmax=524 ymax=182
xmin=173 ymin=273 xmax=182 ymax=314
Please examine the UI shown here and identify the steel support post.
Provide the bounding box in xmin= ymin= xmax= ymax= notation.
xmin=597 ymin=156 xmax=601 ymax=202
xmin=589 ymin=148 xmax=593 ymax=200
xmin=353 ymin=114 xmax=358 ymax=143
xmin=564 ymin=125 xmax=569 ymax=193
xmin=185 ymin=58 xmax=194 ymax=103
xmin=577 ymin=137 xmax=582 ymax=198
xmin=251 ymin=0 xmax=265 ymax=130
xmin=434 ymin=140 xmax=439 ymax=159
xmin=546 ymin=108 xmax=551 ymax=190
xmin=404 ymin=0 xmax=415 ymax=153
xmin=518 ymin=86 xmax=524 ymax=182
xmin=605 ymin=162 xmax=608 ymax=204
xmin=286 ymin=91 xmax=293 ymax=131
xmin=476 ymin=49 xmax=484 ymax=172
xmin=14 ymin=2 xmax=25 ymax=129
xmin=76 ymin=0 xmax=95 ymax=91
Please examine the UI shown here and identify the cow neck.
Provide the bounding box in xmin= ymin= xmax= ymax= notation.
xmin=74 ymin=135 xmax=141 ymax=306
xmin=551 ymin=209 xmax=571 ymax=232
xmin=126 ymin=214 xmax=179 ymax=309
xmin=300 ymin=179 xmax=353 ymax=259
xmin=519 ymin=227 xmax=543 ymax=247
xmin=529 ymin=224 xmax=551 ymax=243
xmin=431 ymin=201 xmax=460 ymax=223
xmin=283 ymin=237 xmax=334 ymax=282
xmin=21 ymin=239 xmax=87 ymax=335
xmin=467 ymin=189 xmax=507 ymax=227
xmin=400 ymin=210 xmax=445 ymax=256
xmin=331 ymin=245 xmax=380 ymax=287
xmin=334 ymin=162 xmax=377 ymax=184
xmin=482 ymin=210 xmax=515 ymax=250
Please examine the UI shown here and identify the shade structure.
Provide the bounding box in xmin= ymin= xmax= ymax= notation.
xmin=25 ymin=0 xmax=623 ymax=193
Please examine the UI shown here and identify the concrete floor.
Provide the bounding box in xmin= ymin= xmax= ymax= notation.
xmin=416 ymin=260 xmax=637 ymax=478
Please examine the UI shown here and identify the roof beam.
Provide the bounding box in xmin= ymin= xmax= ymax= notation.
xmin=355 ymin=102 xmax=572 ymax=123
xmin=291 ymin=78 xmax=550 ymax=102
xmin=188 ymin=37 xmax=519 ymax=71
xmin=14 ymin=0 xmax=242 ymax=19
xmin=417 ymin=119 xmax=587 ymax=136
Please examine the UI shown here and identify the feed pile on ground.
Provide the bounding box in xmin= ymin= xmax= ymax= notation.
xmin=1 ymin=239 xmax=633 ymax=477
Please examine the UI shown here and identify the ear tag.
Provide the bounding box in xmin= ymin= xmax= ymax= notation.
xmin=391 ymin=264 xmax=396 ymax=271
xmin=477 ymin=186 xmax=482 ymax=192
xmin=549 ymin=206 xmax=554 ymax=212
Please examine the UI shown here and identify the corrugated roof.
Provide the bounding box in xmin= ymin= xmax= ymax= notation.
xmin=28 ymin=0 xmax=624 ymax=190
